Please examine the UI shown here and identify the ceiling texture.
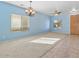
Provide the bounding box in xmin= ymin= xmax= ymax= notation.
xmin=5 ymin=1 xmax=79 ymax=16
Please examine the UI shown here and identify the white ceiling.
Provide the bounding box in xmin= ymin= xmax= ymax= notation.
xmin=5 ymin=1 xmax=79 ymax=15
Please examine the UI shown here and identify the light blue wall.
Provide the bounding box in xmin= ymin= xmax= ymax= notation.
xmin=50 ymin=15 xmax=70 ymax=34
xmin=0 ymin=2 xmax=50 ymax=41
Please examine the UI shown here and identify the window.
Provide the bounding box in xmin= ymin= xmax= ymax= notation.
xmin=11 ymin=14 xmax=29 ymax=32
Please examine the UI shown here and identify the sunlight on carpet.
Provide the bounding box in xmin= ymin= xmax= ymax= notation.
xmin=30 ymin=37 xmax=61 ymax=45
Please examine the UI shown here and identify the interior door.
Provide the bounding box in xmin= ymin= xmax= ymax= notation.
xmin=70 ymin=15 xmax=79 ymax=35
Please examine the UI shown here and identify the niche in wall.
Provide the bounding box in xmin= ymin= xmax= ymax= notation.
xmin=11 ymin=14 xmax=29 ymax=32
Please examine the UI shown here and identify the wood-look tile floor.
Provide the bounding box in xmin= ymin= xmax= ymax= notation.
xmin=0 ymin=32 xmax=79 ymax=58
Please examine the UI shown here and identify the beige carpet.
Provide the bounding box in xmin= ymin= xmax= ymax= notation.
xmin=0 ymin=32 xmax=65 ymax=58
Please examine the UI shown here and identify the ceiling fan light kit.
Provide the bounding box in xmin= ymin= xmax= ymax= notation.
xmin=70 ymin=8 xmax=79 ymax=15
xmin=25 ymin=1 xmax=36 ymax=16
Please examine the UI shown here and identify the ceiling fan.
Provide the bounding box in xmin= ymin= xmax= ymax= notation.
xmin=49 ymin=10 xmax=62 ymax=16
